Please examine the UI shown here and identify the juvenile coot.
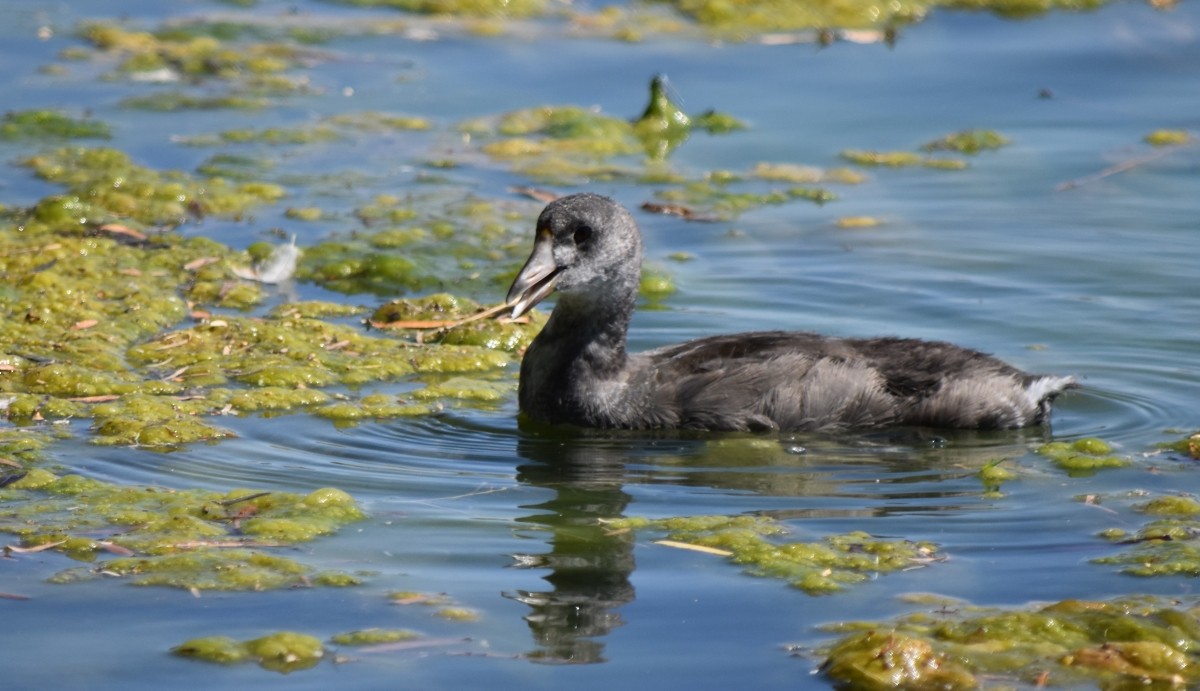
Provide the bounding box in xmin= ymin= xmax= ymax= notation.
xmin=506 ymin=193 xmax=1075 ymax=432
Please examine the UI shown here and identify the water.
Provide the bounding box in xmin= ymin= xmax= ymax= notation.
xmin=2 ymin=1 xmax=1199 ymax=688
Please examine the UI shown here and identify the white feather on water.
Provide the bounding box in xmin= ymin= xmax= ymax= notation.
xmin=231 ymin=236 xmax=301 ymax=284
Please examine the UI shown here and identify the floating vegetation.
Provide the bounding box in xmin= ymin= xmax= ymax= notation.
xmin=118 ymin=91 xmax=269 ymax=111
xmin=462 ymin=75 xmax=743 ymax=183
xmin=1037 ymin=437 xmax=1130 ymax=474
xmin=0 ymin=110 xmax=111 ymax=141
xmin=79 ymin=21 xmax=308 ymax=81
xmin=834 ymin=216 xmax=882 ymax=229
xmin=1143 ymin=129 xmax=1191 ymax=147
xmin=319 ymin=0 xmax=548 ymax=18
xmin=840 ymin=149 xmax=968 ymax=169
xmin=818 ymin=595 xmax=1200 ymax=689
xmin=20 ymin=146 xmax=284 ymax=229
xmin=0 ymin=459 xmax=365 ymax=590
xmin=174 ymin=631 xmax=326 ymax=673
xmin=299 ymin=196 xmax=534 ymax=297
xmin=606 ymin=514 xmax=939 ymax=594
xmin=1157 ymin=431 xmax=1200 ymax=460
xmin=330 ymin=628 xmax=422 ymax=646
xmin=921 ymin=128 xmax=1010 ymax=154
xmin=655 ymin=180 xmax=836 ymax=219
xmin=978 ymin=458 xmax=1018 ymax=496
xmin=1091 ymin=492 xmax=1200 ymax=577
xmin=751 ymin=162 xmax=866 ymax=185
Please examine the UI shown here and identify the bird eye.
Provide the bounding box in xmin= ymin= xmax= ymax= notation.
xmin=573 ymin=225 xmax=593 ymax=247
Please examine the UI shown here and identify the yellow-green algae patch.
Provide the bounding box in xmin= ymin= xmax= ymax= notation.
xmin=299 ymin=196 xmax=535 ymax=297
xmin=320 ymin=0 xmax=548 ymax=18
xmin=1144 ymin=129 xmax=1191 ymax=147
xmin=1157 ymin=431 xmax=1200 ymax=460
xmin=79 ymin=21 xmax=309 ymax=81
xmin=370 ymin=293 xmax=542 ymax=352
xmin=607 ymin=514 xmax=938 ymax=594
xmin=1090 ymin=491 xmax=1200 ymax=578
xmin=174 ymin=631 xmax=325 ymax=673
xmin=462 ymin=76 xmax=743 ymax=183
xmin=841 ymin=149 xmax=969 ymax=169
xmin=655 ymin=179 xmax=836 ymax=219
xmin=1037 ymin=437 xmax=1130 ymax=474
xmin=1 ymin=110 xmax=111 ymax=140
xmin=330 ymin=628 xmax=422 ymax=646
xmin=20 ymin=146 xmax=284 ymax=230
xmin=819 ymin=595 xmax=1200 ymax=689
xmin=0 ymin=469 xmax=365 ymax=589
xmin=922 ymin=128 xmax=1010 ymax=154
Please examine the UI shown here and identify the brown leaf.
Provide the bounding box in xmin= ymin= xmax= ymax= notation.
xmin=183 ymin=256 xmax=220 ymax=272
xmin=68 ymin=394 xmax=122 ymax=403
xmin=509 ymin=186 xmax=560 ymax=204
xmin=98 ymin=224 xmax=148 ymax=241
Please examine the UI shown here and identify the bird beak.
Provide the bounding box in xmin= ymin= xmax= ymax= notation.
xmin=506 ymin=228 xmax=559 ymax=319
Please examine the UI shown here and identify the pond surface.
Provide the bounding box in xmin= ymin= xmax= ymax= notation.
xmin=2 ymin=0 xmax=1199 ymax=688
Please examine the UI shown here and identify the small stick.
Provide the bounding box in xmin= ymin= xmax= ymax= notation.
xmin=1056 ymin=146 xmax=1181 ymax=191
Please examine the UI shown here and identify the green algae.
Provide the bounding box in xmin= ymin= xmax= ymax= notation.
xmin=608 ymin=514 xmax=938 ymax=594
xmin=634 ymin=74 xmax=695 ymax=160
xmin=20 ymin=146 xmax=284 ymax=229
xmin=1089 ymin=491 xmax=1200 ymax=578
xmin=298 ymin=196 xmax=533 ymax=296
xmin=752 ymin=162 xmax=867 ymax=185
xmin=80 ymin=21 xmax=307 ymax=81
xmin=119 ymin=91 xmax=270 ymax=111
xmin=1 ymin=464 xmax=365 ymax=589
xmin=921 ymin=128 xmax=1010 ymax=154
xmin=978 ymin=458 xmax=1017 ymax=496
xmin=330 ymin=628 xmax=422 ymax=645
xmin=178 ymin=125 xmax=341 ymax=147
xmin=1157 ymin=431 xmax=1200 ymax=460
xmin=463 ymin=76 xmax=744 ymax=183
xmin=1037 ymin=438 xmax=1130 ymax=474
xmin=320 ymin=0 xmax=547 ymax=18
xmin=655 ymin=180 xmax=836 ymax=219
xmin=175 ymin=631 xmax=325 ymax=673
xmin=435 ymin=606 xmax=482 ymax=621
xmin=1144 ymin=129 xmax=1191 ymax=147
xmin=819 ymin=595 xmax=1200 ymax=689
xmin=324 ymin=111 xmax=433 ymax=132
xmin=841 ymin=149 xmax=969 ymax=169
xmin=1 ymin=110 xmax=111 ymax=141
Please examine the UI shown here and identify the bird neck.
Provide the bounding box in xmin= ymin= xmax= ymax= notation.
xmin=535 ymin=291 xmax=632 ymax=378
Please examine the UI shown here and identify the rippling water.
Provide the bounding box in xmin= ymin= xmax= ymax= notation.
xmin=3 ymin=0 xmax=1199 ymax=688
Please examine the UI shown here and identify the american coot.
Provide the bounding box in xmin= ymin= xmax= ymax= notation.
xmin=506 ymin=193 xmax=1076 ymax=432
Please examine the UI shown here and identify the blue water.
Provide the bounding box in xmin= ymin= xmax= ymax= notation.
xmin=2 ymin=1 xmax=1199 ymax=688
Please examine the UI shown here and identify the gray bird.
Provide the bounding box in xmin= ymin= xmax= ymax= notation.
xmin=506 ymin=193 xmax=1076 ymax=432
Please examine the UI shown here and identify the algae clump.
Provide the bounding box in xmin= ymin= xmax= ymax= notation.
xmin=1 ymin=110 xmax=111 ymax=140
xmin=819 ymin=595 xmax=1200 ymax=689
xmin=330 ymin=628 xmax=422 ymax=646
xmin=608 ymin=514 xmax=938 ymax=594
xmin=175 ymin=631 xmax=325 ymax=673
xmin=1037 ymin=438 xmax=1129 ymax=474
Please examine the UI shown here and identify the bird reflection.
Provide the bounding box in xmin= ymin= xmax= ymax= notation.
xmin=504 ymin=424 xmax=1055 ymax=662
xmin=509 ymin=433 xmax=638 ymax=663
